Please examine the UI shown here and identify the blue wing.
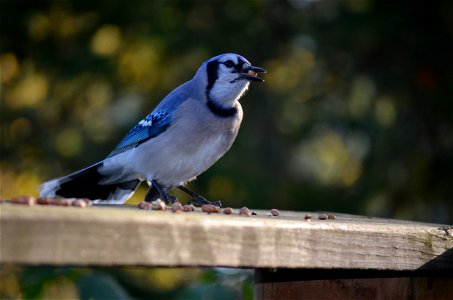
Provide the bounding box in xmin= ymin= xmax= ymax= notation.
xmin=108 ymin=111 xmax=171 ymax=157
xmin=107 ymin=80 xmax=193 ymax=158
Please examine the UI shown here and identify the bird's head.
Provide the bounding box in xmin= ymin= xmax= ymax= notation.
xmin=196 ymin=53 xmax=266 ymax=108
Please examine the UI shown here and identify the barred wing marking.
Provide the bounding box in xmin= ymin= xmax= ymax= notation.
xmin=108 ymin=111 xmax=171 ymax=157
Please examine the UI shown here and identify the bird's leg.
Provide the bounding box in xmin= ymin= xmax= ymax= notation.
xmin=177 ymin=185 xmax=222 ymax=207
xmin=145 ymin=180 xmax=177 ymax=205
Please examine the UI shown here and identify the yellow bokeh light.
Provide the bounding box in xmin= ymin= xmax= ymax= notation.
xmin=0 ymin=267 xmax=21 ymax=299
xmin=85 ymin=79 xmax=113 ymax=108
xmin=0 ymin=166 xmax=42 ymax=199
xmin=6 ymin=72 xmax=48 ymax=109
xmin=375 ymin=96 xmax=397 ymax=127
xmin=28 ymin=14 xmax=51 ymax=41
xmin=348 ymin=75 xmax=376 ymax=118
xmin=266 ymin=48 xmax=315 ymax=93
xmin=49 ymin=7 xmax=77 ymax=38
xmin=91 ymin=25 xmax=122 ymax=57
xmin=40 ymin=278 xmax=79 ymax=300
xmin=0 ymin=53 xmax=20 ymax=83
xmin=55 ymin=128 xmax=82 ymax=158
xmin=117 ymin=42 xmax=160 ymax=89
xmin=341 ymin=160 xmax=362 ymax=186
xmin=120 ymin=267 xmax=201 ymax=292
xmin=292 ymin=127 xmax=368 ymax=187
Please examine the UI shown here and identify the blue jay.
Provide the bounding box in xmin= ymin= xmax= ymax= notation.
xmin=40 ymin=53 xmax=266 ymax=206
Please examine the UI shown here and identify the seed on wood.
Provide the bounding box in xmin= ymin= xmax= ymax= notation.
xmin=182 ymin=204 xmax=195 ymax=212
xmin=151 ymin=199 xmax=166 ymax=210
xmin=223 ymin=207 xmax=233 ymax=215
xmin=202 ymin=204 xmax=220 ymax=213
xmin=318 ymin=214 xmax=328 ymax=220
xmin=37 ymin=197 xmax=53 ymax=205
xmin=171 ymin=202 xmax=183 ymax=213
xmin=239 ymin=207 xmax=251 ymax=216
xmin=11 ymin=195 xmax=36 ymax=206
xmin=81 ymin=198 xmax=93 ymax=206
xmin=52 ymin=198 xmax=74 ymax=206
xmin=138 ymin=201 xmax=152 ymax=210
xmin=304 ymin=214 xmax=312 ymax=220
xmin=327 ymin=214 xmax=336 ymax=220
xmin=201 ymin=204 xmax=210 ymax=212
xmin=73 ymin=199 xmax=87 ymax=208
xmin=270 ymin=209 xmax=280 ymax=216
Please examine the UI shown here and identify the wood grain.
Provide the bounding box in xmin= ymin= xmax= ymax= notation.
xmin=0 ymin=204 xmax=451 ymax=270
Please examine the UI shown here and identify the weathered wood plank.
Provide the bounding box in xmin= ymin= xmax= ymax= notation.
xmin=0 ymin=204 xmax=452 ymax=270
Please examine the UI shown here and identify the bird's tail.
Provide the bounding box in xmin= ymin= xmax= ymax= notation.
xmin=39 ymin=162 xmax=141 ymax=204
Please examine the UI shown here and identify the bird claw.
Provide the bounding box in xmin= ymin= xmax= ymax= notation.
xmin=210 ymin=200 xmax=222 ymax=207
xmin=188 ymin=197 xmax=222 ymax=207
xmin=164 ymin=194 xmax=178 ymax=205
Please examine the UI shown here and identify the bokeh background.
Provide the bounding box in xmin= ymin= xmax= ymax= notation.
xmin=1 ymin=0 xmax=452 ymax=299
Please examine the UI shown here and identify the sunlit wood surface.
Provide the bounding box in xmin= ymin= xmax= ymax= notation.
xmin=1 ymin=204 xmax=452 ymax=270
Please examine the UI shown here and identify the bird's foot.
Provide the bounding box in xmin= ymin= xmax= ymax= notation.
xmin=164 ymin=194 xmax=178 ymax=205
xmin=177 ymin=185 xmax=221 ymax=207
xmin=146 ymin=180 xmax=178 ymax=205
xmin=188 ymin=196 xmax=222 ymax=207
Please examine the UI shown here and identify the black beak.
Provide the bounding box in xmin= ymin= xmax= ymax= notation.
xmin=238 ymin=65 xmax=267 ymax=82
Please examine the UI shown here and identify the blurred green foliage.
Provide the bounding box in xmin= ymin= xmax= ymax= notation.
xmin=1 ymin=0 xmax=452 ymax=298
xmin=0 ymin=266 xmax=252 ymax=299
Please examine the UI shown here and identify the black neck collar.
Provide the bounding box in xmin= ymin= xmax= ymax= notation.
xmin=207 ymin=98 xmax=237 ymax=118
xmin=205 ymin=60 xmax=237 ymax=118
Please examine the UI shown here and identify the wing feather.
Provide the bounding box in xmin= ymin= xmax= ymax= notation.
xmin=108 ymin=111 xmax=171 ymax=157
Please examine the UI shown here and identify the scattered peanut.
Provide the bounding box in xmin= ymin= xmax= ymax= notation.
xmin=201 ymin=204 xmax=209 ymax=212
xmin=37 ymin=197 xmax=53 ymax=205
xmin=239 ymin=206 xmax=251 ymax=216
xmin=327 ymin=214 xmax=336 ymax=220
xmin=11 ymin=195 xmax=36 ymax=206
xmin=270 ymin=209 xmax=280 ymax=216
xmin=151 ymin=199 xmax=166 ymax=210
xmin=318 ymin=214 xmax=328 ymax=220
xmin=81 ymin=198 xmax=93 ymax=206
xmin=182 ymin=204 xmax=195 ymax=212
xmin=36 ymin=197 xmax=91 ymax=207
xmin=201 ymin=204 xmax=221 ymax=213
xmin=223 ymin=207 xmax=234 ymax=215
xmin=73 ymin=199 xmax=87 ymax=208
xmin=304 ymin=214 xmax=312 ymax=221
xmin=59 ymin=199 xmax=75 ymax=206
xmin=138 ymin=201 xmax=152 ymax=209
xmin=171 ymin=202 xmax=183 ymax=213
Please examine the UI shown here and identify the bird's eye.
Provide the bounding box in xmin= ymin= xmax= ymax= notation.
xmin=223 ymin=60 xmax=235 ymax=68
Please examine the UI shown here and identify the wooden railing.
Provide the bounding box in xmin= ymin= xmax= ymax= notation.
xmin=1 ymin=204 xmax=452 ymax=299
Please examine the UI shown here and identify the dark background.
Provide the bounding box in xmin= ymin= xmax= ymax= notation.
xmin=1 ymin=0 xmax=451 ymax=299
